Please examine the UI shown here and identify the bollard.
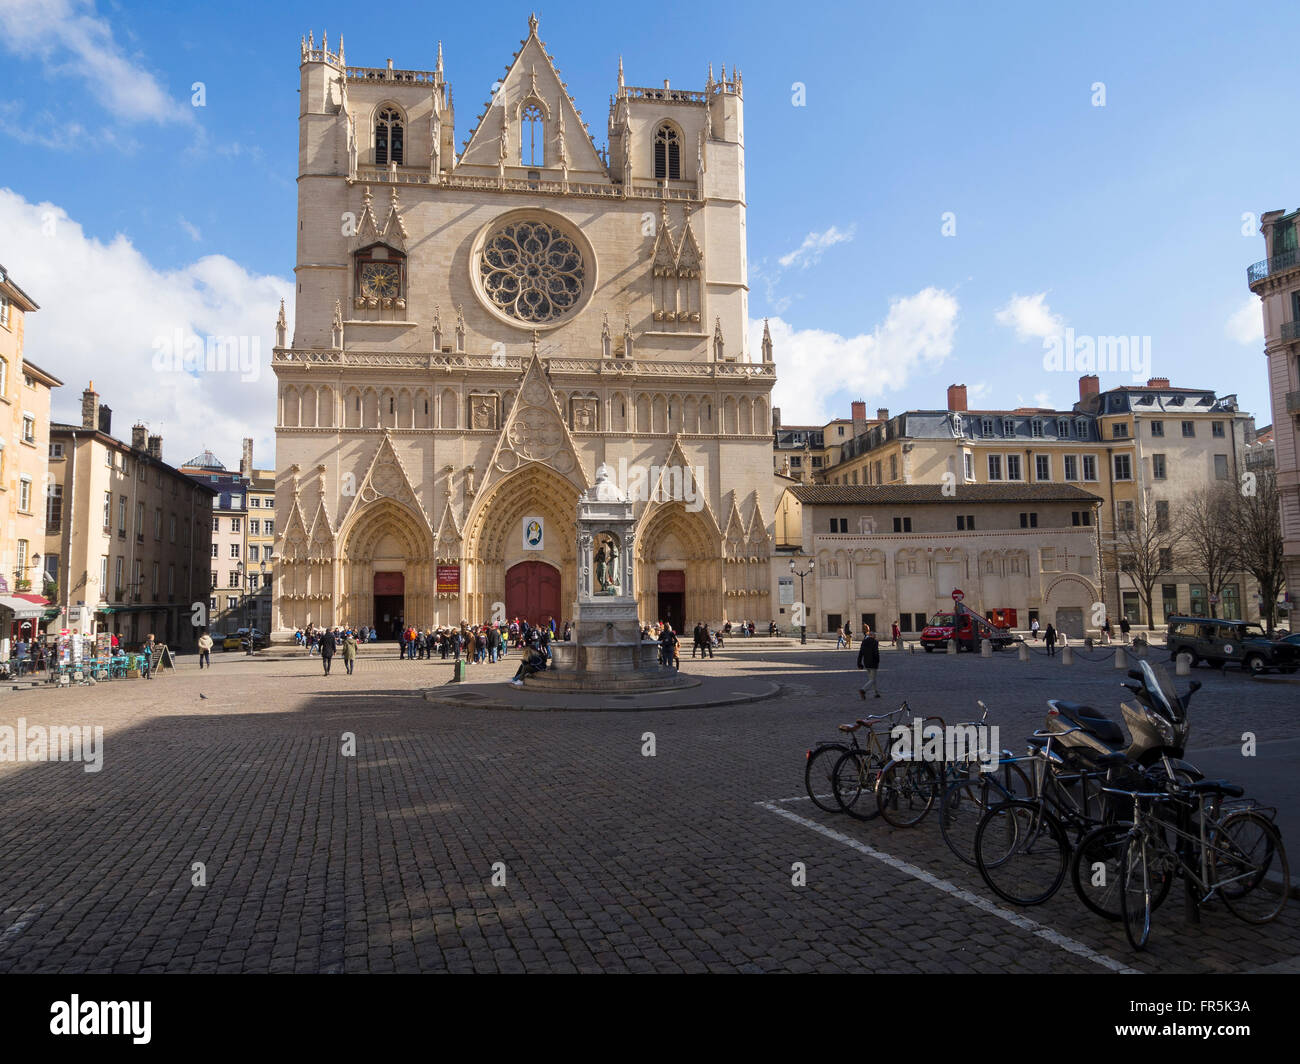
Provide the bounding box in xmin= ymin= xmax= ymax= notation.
xmin=981 ymin=638 xmax=992 ymax=658
xmin=1018 ymin=642 xmax=1029 ymax=663
xmin=1114 ymin=647 xmax=1128 ymax=670
xmin=1176 ymin=652 xmax=1192 ymax=676
xmin=1061 ymin=646 xmax=1073 ymax=665
xmin=947 ymin=638 xmax=958 ymax=655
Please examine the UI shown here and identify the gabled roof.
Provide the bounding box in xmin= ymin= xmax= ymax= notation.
xmin=458 ymin=15 xmax=606 ymax=174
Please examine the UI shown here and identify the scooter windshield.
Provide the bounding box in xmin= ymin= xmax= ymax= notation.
xmin=1140 ymin=659 xmax=1180 ymax=720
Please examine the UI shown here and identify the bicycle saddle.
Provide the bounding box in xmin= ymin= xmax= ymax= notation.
xmin=1183 ymin=779 xmax=1245 ymax=798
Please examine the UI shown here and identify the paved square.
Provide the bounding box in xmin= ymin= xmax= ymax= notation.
xmin=0 ymin=642 xmax=1296 ymax=973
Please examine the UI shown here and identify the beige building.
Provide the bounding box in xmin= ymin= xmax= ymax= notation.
xmin=776 ymin=483 xmax=1103 ymax=638
xmin=179 ymin=450 xmax=251 ymax=635
xmin=1247 ymin=210 xmax=1300 ymax=613
xmin=772 ymin=399 xmax=877 ymax=482
xmin=273 ymin=18 xmax=776 ymax=637
xmin=819 ymin=376 xmax=1260 ymax=625
xmin=46 ymin=384 xmax=216 ymax=649
xmin=241 ymin=438 xmax=276 ymax=633
xmin=0 ymin=264 xmax=63 ymax=641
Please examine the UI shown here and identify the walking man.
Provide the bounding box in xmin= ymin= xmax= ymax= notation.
xmin=1119 ymin=615 xmax=1131 ymax=645
xmin=1045 ymin=624 xmax=1057 ymax=657
xmin=320 ymin=627 xmax=337 ymax=675
xmin=342 ymin=630 xmax=357 ymax=675
xmin=197 ymin=629 xmax=213 ymax=669
xmin=857 ymin=626 xmax=882 ymax=699
xmin=1030 ymin=617 xmax=1040 ymax=642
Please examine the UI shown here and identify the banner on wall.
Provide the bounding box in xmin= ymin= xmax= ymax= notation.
xmin=436 ymin=565 xmax=461 ymax=594
xmin=522 ymin=516 xmax=544 ymax=552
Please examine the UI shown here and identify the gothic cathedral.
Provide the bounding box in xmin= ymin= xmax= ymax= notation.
xmin=273 ymin=16 xmax=777 ymax=637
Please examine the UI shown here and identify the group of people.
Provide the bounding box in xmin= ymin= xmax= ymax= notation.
xmin=838 ymin=621 xmax=905 ymax=650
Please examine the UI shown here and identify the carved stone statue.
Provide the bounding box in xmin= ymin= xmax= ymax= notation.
xmin=594 ymin=533 xmax=620 ymax=594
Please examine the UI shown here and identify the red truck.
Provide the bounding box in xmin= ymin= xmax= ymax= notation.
xmin=920 ymin=601 xmax=1015 ymax=653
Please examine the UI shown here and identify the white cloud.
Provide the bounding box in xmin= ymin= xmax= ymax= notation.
xmin=0 ymin=187 xmax=290 ymax=468
xmin=778 ymin=224 xmax=856 ymax=269
xmin=0 ymin=0 xmax=191 ymax=124
xmin=178 ymin=216 xmax=202 ymax=242
xmin=1225 ymin=295 xmax=1264 ymax=345
xmin=754 ymin=288 xmax=960 ymax=424
xmin=995 ymin=292 xmax=1065 ymax=341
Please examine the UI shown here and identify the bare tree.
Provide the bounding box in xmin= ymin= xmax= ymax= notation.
xmin=1232 ymin=466 xmax=1285 ymax=629
xmin=1177 ymin=483 xmax=1239 ymax=619
xmin=1102 ymin=495 xmax=1182 ymax=627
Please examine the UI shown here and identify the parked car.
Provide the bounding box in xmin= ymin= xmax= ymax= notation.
xmin=1165 ymin=616 xmax=1300 ymax=675
xmin=220 ymin=633 xmax=243 ymax=651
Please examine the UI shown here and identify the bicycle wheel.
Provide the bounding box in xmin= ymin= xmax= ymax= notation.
xmin=1119 ymin=834 xmax=1153 ymax=950
xmin=1072 ymin=824 xmax=1174 ymax=921
xmin=975 ymin=800 xmax=1069 ymax=906
xmin=1212 ymin=810 xmax=1289 ymax=924
xmin=805 ymin=744 xmax=849 ymax=813
xmin=830 ymin=748 xmax=884 ymax=821
xmin=940 ymin=777 xmax=1002 ymax=866
xmin=875 ymin=758 xmax=939 ymax=828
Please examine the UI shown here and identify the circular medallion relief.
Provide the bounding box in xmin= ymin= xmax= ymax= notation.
xmin=471 ymin=210 xmax=596 ymax=330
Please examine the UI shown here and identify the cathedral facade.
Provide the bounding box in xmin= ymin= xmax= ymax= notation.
xmin=272 ymin=17 xmax=777 ymax=637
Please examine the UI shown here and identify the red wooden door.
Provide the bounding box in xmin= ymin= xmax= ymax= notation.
xmin=505 ymin=561 xmax=561 ymax=625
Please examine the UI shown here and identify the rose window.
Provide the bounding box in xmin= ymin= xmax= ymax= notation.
xmin=479 ymin=220 xmax=586 ymax=324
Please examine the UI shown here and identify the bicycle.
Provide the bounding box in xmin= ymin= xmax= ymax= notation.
xmin=974 ymin=726 xmax=1129 ymax=906
xmin=939 ymin=745 xmax=1035 ymax=866
xmin=815 ymin=704 xmax=910 ymax=820
xmin=1106 ymin=776 xmax=1289 ymax=950
xmin=875 ymin=702 xmax=1005 ymax=830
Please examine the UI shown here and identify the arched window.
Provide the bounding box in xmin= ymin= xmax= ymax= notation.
xmin=375 ymin=107 xmax=404 ymax=166
xmin=654 ymin=123 xmax=681 ymax=180
xmin=521 ymin=103 xmax=544 ymax=167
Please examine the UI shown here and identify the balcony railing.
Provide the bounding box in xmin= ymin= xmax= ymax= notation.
xmin=1248 ymin=249 xmax=1300 ymax=285
xmin=1281 ymin=321 xmax=1300 ymax=342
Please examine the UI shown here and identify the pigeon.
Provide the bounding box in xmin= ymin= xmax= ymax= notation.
xmin=200 ymin=693 xmax=208 ymax=700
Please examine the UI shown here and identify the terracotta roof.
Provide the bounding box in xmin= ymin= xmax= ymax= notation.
xmin=787 ymin=484 xmax=1102 ymax=505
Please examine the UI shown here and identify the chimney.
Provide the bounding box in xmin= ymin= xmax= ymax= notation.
xmin=97 ymin=405 xmax=112 ymax=436
xmin=1146 ymin=377 xmax=1170 ymax=389
xmin=147 ymin=434 xmax=163 ymax=460
xmin=131 ymin=424 xmax=147 ymax=451
xmin=1078 ymin=374 xmax=1100 ymax=401
xmin=240 ymin=437 xmax=254 ymax=478
xmin=81 ymin=381 xmax=99 ymax=430
xmin=851 ymin=400 xmax=867 ymax=435
xmin=876 ymin=407 xmax=889 ymax=423
xmin=947 ymin=384 xmax=968 ymax=412
xmin=771 ymin=406 xmax=781 ymax=431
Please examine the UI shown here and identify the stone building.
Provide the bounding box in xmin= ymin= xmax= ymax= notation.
xmin=273 ymin=18 xmax=775 ymax=637
xmin=1247 ymin=211 xmax=1300 ymax=614
xmin=46 ymin=385 xmax=216 ymax=649
xmin=775 ymin=483 xmax=1103 ymax=638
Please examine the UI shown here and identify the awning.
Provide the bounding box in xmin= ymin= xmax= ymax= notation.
xmin=0 ymin=594 xmax=49 ymax=621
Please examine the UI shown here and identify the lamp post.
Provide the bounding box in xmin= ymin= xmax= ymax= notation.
xmin=237 ymin=560 xmax=249 ymax=653
xmin=789 ymin=557 xmax=814 ymax=646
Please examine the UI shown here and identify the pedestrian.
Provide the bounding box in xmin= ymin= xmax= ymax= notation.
xmin=1119 ymin=616 xmax=1131 ymax=645
xmin=1030 ymin=617 xmax=1040 ymax=642
xmin=857 ymin=626 xmax=882 ymax=699
xmin=1045 ymin=624 xmax=1057 ymax=657
xmin=1100 ymin=619 xmax=1111 ymax=644
xmin=891 ymin=619 xmax=901 ymax=649
xmin=197 ymin=629 xmax=213 ymax=669
xmin=844 ymin=620 xmax=852 ymax=644
xmin=141 ymin=634 xmax=155 ymax=679
xmin=342 ymin=631 xmax=357 ymax=675
xmin=509 ymin=645 xmax=548 ymax=687
xmin=836 ymin=625 xmax=846 ymax=649
xmin=320 ymin=627 xmax=337 ymax=675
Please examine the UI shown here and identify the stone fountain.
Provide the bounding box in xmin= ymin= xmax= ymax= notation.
xmin=529 ymin=464 xmax=695 ymax=692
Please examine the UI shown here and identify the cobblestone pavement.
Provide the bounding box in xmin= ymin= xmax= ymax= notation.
xmin=0 ymin=642 xmax=1295 ymax=973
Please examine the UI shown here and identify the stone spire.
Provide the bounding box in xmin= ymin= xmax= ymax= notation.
xmin=275 ymin=298 xmax=287 ymax=347
xmin=761 ymin=318 xmax=773 ymax=363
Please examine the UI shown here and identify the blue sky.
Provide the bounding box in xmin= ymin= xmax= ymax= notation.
xmin=0 ymin=0 xmax=1293 ymax=465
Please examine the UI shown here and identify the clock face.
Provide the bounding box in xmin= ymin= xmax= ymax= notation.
xmin=360 ymin=262 xmax=400 ymax=298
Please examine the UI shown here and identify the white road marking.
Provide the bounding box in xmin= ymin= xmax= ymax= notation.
xmin=756 ymin=799 xmax=1139 ymax=974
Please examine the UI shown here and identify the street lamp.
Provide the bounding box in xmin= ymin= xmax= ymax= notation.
xmin=789 ymin=556 xmax=814 ymax=645
xmin=237 ymin=560 xmax=251 ymax=654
